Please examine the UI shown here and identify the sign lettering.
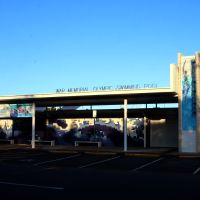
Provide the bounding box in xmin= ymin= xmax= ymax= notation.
xmin=56 ymin=83 xmax=157 ymax=93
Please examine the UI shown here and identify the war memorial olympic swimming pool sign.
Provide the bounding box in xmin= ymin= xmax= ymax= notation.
xmin=56 ymin=83 xmax=158 ymax=93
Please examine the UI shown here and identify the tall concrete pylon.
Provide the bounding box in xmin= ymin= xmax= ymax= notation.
xmin=196 ymin=52 xmax=200 ymax=152
xmin=178 ymin=53 xmax=198 ymax=153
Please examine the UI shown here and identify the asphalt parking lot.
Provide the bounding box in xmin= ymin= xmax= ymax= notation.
xmin=1 ymin=145 xmax=200 ymax=199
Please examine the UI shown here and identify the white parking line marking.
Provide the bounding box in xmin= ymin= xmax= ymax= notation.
xmin=0 ymin=181 xmax=64 ymax=190
xmin=193 ymin=167 xmax=200 ymax=175
xmin=79 ymin=156 xmax=120 ymax=169
xmin=34 ymin=154 xmax=81 ymax=166
xmin=131 ymin=157 xmax=165 ymax=172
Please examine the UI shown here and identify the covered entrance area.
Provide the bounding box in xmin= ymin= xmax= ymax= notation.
xmin=0 ymin=88 xmax=178 ymax=151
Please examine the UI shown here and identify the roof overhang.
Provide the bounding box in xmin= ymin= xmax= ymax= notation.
xmin=0 ymin=88 xmax=178 ymax=106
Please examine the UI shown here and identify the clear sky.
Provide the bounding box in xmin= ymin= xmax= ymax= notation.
xmin=0 ymin=0 xmax=200 ymax=95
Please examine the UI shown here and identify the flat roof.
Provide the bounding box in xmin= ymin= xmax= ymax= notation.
xmin=0 ymin=87 xmax=178 ymax=106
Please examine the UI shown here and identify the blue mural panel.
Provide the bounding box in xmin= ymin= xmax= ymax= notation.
xmin=181 ymin=58 xmax=197 ymax=152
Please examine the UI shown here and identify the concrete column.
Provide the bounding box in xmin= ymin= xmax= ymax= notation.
xmin=196 ymin=52 xmax=200 ymax=152
xmin=144 ymin=117 xmax=147 ymax=148
xmin=124 ymin=99 xmax=128 ymax=152
xmin=93 ymin=110 xmax=97 ymax=135
xmin=45 ymin=119 xmax=49 ymax=126
xmin=32 ymin=102 xmax=36 ymax=149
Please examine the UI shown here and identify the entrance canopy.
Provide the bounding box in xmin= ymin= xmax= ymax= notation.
xmin=0 ymin=88 xmax=178 ymax=106
xmin=0 ymin=87 xmax=178 ymax=150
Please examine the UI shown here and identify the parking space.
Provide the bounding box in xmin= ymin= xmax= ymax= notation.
xmin=136 ymin=156 xmax=200 ymax=175
xmin=0 ymin=149 xmax=78 ymax=166
xmin=85 ymin=155 xmax=156 ymax=171
xmin=0 ymin=148 xmax=159 ymax=172
xmin=34 ymin=154 xmax=119 ymax=168
xmin=1 ymin=147 xmax=200 ymax=198
xmin=1 ymin=146 xmax=200 ymax=176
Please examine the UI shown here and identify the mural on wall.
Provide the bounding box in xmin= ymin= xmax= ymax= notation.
xmin=0 ymin=120 xmax=13 ymax=139
xmin=0 ymin=104 xmax=32 ymax=118
xmin=10 ymin=104 xmax=32 ymax=118
xmin=127 ymin=118 xmax=144 ymax=147
xmin=0 ymin=105 xmax=10 ymax=118
xmin=46 ymin=118 xmax=144 ymax=147
xmin=181 ymin=58 xmax=197 ymax=152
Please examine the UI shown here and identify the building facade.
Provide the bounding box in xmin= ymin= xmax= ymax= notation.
xmin=0 ymin=52 xmax=199 ymax=153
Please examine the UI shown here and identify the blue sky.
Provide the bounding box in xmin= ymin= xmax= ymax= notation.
xmin=0 ymin=0 xmax=200 ymax=95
